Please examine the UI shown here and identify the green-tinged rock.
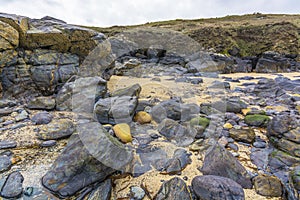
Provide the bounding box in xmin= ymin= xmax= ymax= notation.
xmin=244 ymin=114 xmax=270 ymax=127
xmin=253 ymin=174 xmax=282 ymax=197
xmin=27 ymin=96 xmax=56 ymax=110
xmin=37 ymin=119 xmax=75 ymax=140
xmin=190 ymin=117 xmax=210 ymax=128
xmin=229 ymin=128 xmax=256 ymax=144
xmin=290 ymin=165 xmax=300 ymax=191
xmin=277 ymin=138 xmax=300 ymax=157
xmin=155 ymin=177 xmax=192 ymax=200
xmin=111 ymin=83 xmax=141 ymax=97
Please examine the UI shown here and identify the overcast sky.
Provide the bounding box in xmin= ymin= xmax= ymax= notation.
xmin=0 ymin=0 xmax=299 ymax=27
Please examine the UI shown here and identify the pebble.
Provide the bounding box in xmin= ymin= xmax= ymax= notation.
xmin=253 ymin=141 xmax=267 ymax=148
xmin=130 ymin=186 xmax=145 ymax=200
xmin=134 ymin=111 xmax=152 ymax=124
xmin=0 ymin=155 xmax=12 ymax=173
xmin=40 ymin=140 xmax=57 ymax=147
xmin=113 ymin=123 xmax=133 ymax=143
xmin=31 ymin=111 xmax=53 ymax=125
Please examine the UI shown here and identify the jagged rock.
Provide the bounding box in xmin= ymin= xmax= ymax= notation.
xmin=151 ymin=100 xmax=199 ymax=123
xmin=253 ymin=174 xmax=283 ymax=197
xmin=155 ymin=177 xmax=191 ymax=200
xmin=158 ymin=118 xmax=196 ymax=147
xmin=162 ymin=149 xmax=192 ymax=174
xmin=192 ymin=175 xmax=245 ymax=200
xmin=37 ymin=119 xmax=75 ymax=140
xmin=253 ymin=78 xmax=285 ymax=98
xmin=0 ymin=171 xmax=24 ymax=199
xmin=0 ymin=20 xmax=19 ymax=51
xmin=229 ymin=128 xmax=256 ymax=144
xmin=42 ymin=132 xmax=117 ymax=197
xmin=200 ymin=143 xmax=253 ymax=189
xmin=86 ymin=179 xmax=112 ymax=200
xmin=27 ymin=96 xmax=56 ymax=110
xmin=56 ymin=76 xmax=107 ymax=111
xmin=94 ymin=96 xmax=138 ymax=124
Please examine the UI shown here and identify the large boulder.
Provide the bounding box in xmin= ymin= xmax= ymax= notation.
xmin=200 ymin=143 xmax=253 ymax=189
xmin=94 ymin=96 xmax=138 ymax=124
xmin=42 ymin=130 xmax=120 ymax=197
xmin=192 ymin=175 xmax=245 ymax=200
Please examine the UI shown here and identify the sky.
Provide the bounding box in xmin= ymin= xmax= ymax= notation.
xmin=0 ymin=0 xmax=299 ymax=27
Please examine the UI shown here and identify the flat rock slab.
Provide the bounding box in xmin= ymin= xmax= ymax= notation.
xmin=0 ymin=140 xmax=17 ymax=149
xmin=192 ymin=175 xmax=245 ymax=200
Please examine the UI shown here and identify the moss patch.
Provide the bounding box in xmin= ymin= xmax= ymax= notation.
xmin=244 ymin=114 xmax=270 ymax=127
xmin=190 ymin=117 xmax=210 ymax=128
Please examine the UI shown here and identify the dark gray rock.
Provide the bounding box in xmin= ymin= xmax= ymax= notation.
xmin=27 ymin=96 xmax=56 ymax=110
xmin=155 ymin=177 xmax=191 ymax=200
xmin=94 ymin=96 xmax=138 ymax=124
xmin=200 ymin=143 xmax=252 ymax=189
xmin=163 ymin=149 xmax=192 ymax=174
xmin=250 ymin=148 xmax=272 ymax=171
xmin=37 ymin=119 xmax=75 ymax=140
xmin=56 ymin=76 xmax=107 ymax=112
xmin=0 ymin=171 xmax=24 ymax=199
xmin=31 ymin=111 xmax=53 ymax=125
xmin=40 ymin=140 xmax=57 ymax=147
xmin=0 ymin=108 xmax=13 ymax=117
xmin=0 ymin=155 xmax=12 ymax=172
xmin=0 ymin=140 xmax=17 ymax=149
xmin=192 ymin=175 xmax=245 ymax=200
xmin=151 ymin=100 xmax=199 ymax=123
xmin=0 ymin=99 xmax=16 ymax=108
xmin=86 ymin=179 xmax=112 ymax=200
xmin=158 ymin=119 xmax=196 ymax=147
xmin=253 ymin=79 xmax=285 ymax=98
xmin=42 ymin=133 xmax=116 ymax=197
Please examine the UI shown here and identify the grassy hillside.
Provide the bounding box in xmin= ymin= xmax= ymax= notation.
xmin=85 ymin=13 xmax=300 ymax=57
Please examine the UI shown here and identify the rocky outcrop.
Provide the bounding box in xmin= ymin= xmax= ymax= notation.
xmin=0 ymin=13 xmax=114 ymax=100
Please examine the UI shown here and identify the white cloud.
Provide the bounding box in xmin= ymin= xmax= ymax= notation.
xmin=0 ymin=0 xmax=299 ymax=27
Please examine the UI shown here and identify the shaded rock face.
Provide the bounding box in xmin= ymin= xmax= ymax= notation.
xmin=155 ymin=177 xmax=191 ymax=200
xmin=192 ymin=175 xmax=245 ymax=200
xmin=200 ymin=143 xmax=253 ymax=189
xmin=42 ymin=133 xmax=116 ymax=198
xmin=267 ymin=114 xmax=300 ymax=158
xmin=0 ymin=13 xmax=114 ymax=99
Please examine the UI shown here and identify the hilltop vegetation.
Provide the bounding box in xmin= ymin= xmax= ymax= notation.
xmin=86 ymin=13 xmax=300 ymax=57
